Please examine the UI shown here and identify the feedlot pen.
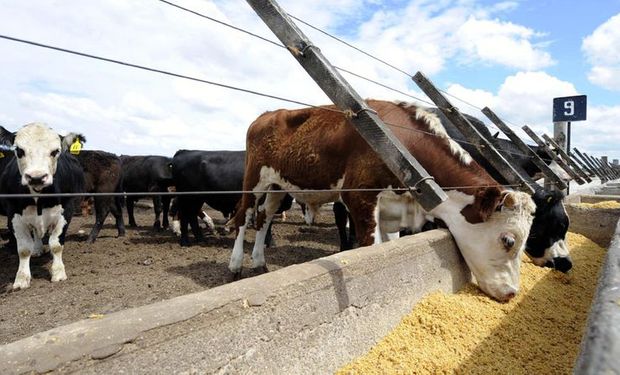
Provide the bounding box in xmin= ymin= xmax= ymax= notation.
xmin=0 ymin=204 xmax=340 ymax=344
xmin=0 ymin=195 xmax=618 ymax=374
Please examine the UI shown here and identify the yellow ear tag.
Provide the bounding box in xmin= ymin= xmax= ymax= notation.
xmin=70 ymin=139 xmax=82 ymax=155
xmin=0 ymin=152 xmax=4 ymax=158
xmin=547 ymin=196 xmax=553 ymax=203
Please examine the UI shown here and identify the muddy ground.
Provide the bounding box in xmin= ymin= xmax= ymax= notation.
xmin=0 ymin=204 xmax=341 ymax=345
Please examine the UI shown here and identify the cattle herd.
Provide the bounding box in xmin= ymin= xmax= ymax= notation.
xmin=0 ymin=100 xmax=575 ymax=303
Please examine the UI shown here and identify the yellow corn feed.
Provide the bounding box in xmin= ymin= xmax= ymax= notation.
xmin=576 ymin=200 xmax=620 ymax=209
xmin=338 ymin=232 xmax=605 ymax=375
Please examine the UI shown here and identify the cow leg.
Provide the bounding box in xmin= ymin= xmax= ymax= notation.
xmin=178 ymin=197 xmax=201 ymax=246
xmin=347 ymin=211 xmax=357 ymax=248
xmin=251 ymin=191 xmax=285 ymax=271
xmin=4 ymin=215 xmax=17 ymax=250
xmin=342 ymin=192 xmax=378 ymax=247
xmin=110 ymin=195 xmax=126 ymax=237
xmin=87 ymin=197 xmax=111 ymax=243
xmin=199 ymin=210 xmax=215 ymax=232
xmin=333 ymin=201 xmax=352 ymax=251
xmin=265 ymin=222 xmax=275 ymax=248
xmin=230 ymin=208 xmax=253 ymax=277
xmin=127 ymin=198 xmax=137 ymax=227
xmin=179 ymin=211 xmax=190 ymax=247
xmin=12 ymin=217 xmax=34 ymax=290
xmin=152 ymin=196 xmax=163 ymax=231
xmin=48 ymin=214 xmax=68 ymax=283
xmin=161 ymin=195 xmax=171 ymax=229
xmin=188 ymin=215 xmax=203 ymax=242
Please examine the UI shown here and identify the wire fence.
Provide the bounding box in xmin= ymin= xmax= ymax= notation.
xmin=0 ymin=183 xmax=532 ymax=200
xmin=0 ymin=1 xmax=610 ymax=202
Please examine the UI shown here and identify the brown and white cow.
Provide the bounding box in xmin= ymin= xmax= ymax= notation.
xmin=230 ymin=100 xmax=535 ymax=302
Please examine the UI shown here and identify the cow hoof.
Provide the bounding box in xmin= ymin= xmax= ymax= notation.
xmin=256 ymin=265 xmax=269 ymax=274
xmin=51 ymin=269 xmax=67 ymax=283
xmin=128 ymin=222 xmax=137 ymax=228
xmin=231 ymin=271 xmax=242 ymax=282
xmin=13 ymin=275 xmax=31 ymax=290
xmin=179 ymin=239 xmax=191 ymax=247
xmin=118 ymin=229 xmax=126 ymax=237
xmin=153 ymin=221 xmax=162 ymax=232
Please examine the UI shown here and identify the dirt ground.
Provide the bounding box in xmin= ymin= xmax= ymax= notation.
xmin=0 ymin=204 xmax=341 ymax=345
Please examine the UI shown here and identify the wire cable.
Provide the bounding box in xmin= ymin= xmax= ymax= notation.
xmin=0 ymin=34 xmax=342 ymax=113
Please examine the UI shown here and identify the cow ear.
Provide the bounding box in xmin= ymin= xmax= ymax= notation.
xmin=0 ymin=126 xmax=16 ymax=147
xmin=61 ymin=133 xmax=87 ymax=152
xmin=546 ymin=190 xmax=565 ymax=204
xmin=478 ymin=187 xmax=503 ymax=222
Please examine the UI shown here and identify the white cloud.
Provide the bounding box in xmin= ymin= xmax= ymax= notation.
xmin=1 ymin=0 xmax=611 ymax=162
xmin=445 ymin=72 xmax=620 ymax=159
xmin=582 ymin=13 xmax=620 ymax=91
xmin=456 ymin=17 xmax=554 ymax=70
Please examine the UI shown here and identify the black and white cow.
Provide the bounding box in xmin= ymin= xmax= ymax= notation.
xmin=120 ymin=155 xmax=174 ymax=230
xmin=526 ymin=189 xmax=572 ymax=272
xmin=0 ymin=123 xmax=85 ymax=290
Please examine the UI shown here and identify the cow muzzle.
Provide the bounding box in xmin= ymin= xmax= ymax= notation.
xmin=24 ymin=172 xmax=51 ymax=192
xmin=544 ymin=256 xmax=573 ymax=273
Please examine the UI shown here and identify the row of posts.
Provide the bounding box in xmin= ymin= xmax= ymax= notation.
xmin=249 ymin=0 xmax=617 ymax=214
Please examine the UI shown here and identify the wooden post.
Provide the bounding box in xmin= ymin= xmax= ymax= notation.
xmin=542 ymin=134 xmax=592 ymax=183
xmin=585 ymin=153 xmax=612 ymax=180
xmin=569 ymin=148 xmax=599 ymax=179
xmin=601 ymin=157 xmax=619 ymax=179
xmin=245 ymin=0 xmax=446 ymax=209
xmin=522 ymin=126 xmax=585 ymax=184
xmin=573 ymin=148 xmax=607 ymax=182
xmin=482 ymin=107 xmax=565 ymax=190
xmin=412 ymin=72 xmax=535 ymax=194
xmin=601 ymin=156 xmax=619 ymax=179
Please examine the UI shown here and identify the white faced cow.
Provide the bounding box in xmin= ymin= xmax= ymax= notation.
xmin=0 ymin=123 xmax=85 ymax=290
xmin=230 ymin=100 xmax=536 ymax=302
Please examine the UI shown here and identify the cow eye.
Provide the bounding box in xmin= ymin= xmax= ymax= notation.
xmin=500 ymin=232 xmax=516 ymax=251
xmin=15 ymin=146 xmax=25 ymax=158
xmin=50 ymin=149 xmax=60 ymax=157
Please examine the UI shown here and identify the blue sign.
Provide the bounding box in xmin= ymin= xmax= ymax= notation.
xmin=553 ymin=95 xmax=587 ymax=122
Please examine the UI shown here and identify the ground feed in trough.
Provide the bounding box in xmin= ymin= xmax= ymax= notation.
xmin=338 ymin=232 xmax=605 ymax=374
xmin=575 ymin=200 xmax=620 ymax=209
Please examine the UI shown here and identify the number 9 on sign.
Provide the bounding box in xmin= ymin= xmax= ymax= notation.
xmin=564 ymin=100 xmax=574 ymax=116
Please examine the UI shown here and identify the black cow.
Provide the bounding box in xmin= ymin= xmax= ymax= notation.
xmin=0 ymin=123 xmax=85 ymax=290
xmin=0 ymin=147 xmax=17 ymax=248
xmin=66 ymin=137 xmax=126 ymax=243
xmin=171 ymin=150 xmax=245 ymax=246
xmin=120 ymin=155 xmax=174 ymax=230
xmin=171 ymin=150 xmax=290 ymax=247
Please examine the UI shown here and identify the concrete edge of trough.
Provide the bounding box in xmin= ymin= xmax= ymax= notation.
xmin=0 ymin=228 xmax=471 ymax=374
xmin=574 ymin=219 xmax=620 ymax=374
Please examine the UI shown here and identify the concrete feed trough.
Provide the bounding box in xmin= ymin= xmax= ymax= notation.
xmin=0 ymin=195 xmax=619 ymax=374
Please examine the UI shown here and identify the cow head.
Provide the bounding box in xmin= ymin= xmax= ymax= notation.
xmin=525 ymin=189 xmax=572 ymax=272
xmin=0 ymin=123 xmax=65 ymax=193
xmin=431 ymin=190 xmax=536 ymax=302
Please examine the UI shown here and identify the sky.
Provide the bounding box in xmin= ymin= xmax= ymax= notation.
xmin=0 ymin=0 xmax=619 ymax=163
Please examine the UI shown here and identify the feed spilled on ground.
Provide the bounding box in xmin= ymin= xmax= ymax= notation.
xmin=338 ymin=232 xmax=605 ymax=374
